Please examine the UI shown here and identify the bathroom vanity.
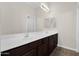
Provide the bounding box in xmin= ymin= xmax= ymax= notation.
xmin=1 ymin=30 xmax=58 ymax=56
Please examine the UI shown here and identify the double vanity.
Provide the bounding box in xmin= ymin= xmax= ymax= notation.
xmin=1 ymin=29 xmax=58 ymax=56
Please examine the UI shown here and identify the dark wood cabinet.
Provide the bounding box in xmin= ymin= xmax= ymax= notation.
xmin=48 ymin=34 xmax=58 ymax=54
xmin=23 ymin=48 xmax=37 ymax=56
xmin=1 ymin=33 xmax=58 ymax=56
xmin=48 ymin=37 xmax=55 ymax=54
xmin=37 ymin=44 xmax=48 ymax=56
xmin=37 ymin=37 xmax=49 ymax=56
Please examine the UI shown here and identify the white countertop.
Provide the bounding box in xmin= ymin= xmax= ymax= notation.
xmin=0 ymin=29 xmax=58 ymax=52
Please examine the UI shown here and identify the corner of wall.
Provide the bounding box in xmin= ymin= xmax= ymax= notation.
xmin=58 ymin=44 xmax=77 ymax=52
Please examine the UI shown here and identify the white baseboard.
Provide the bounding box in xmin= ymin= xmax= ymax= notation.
xmin=58 ymin=44 xmax=77 ymax=52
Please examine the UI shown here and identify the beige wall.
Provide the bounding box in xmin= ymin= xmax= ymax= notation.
xmin=0 ymin=2 xmax=36 ymax=35
xmin=37 ymin=2 xmax=76 ymax=50
xmin=76 ymin=3 xmax=79 ymax=52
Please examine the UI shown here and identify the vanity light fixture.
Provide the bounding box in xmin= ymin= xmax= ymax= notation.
xmin=40 ymin=3 xmax=49 ymax=12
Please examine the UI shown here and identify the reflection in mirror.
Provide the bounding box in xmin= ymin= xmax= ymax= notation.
xmin=44 ymin=17 xmax=56 ymax=29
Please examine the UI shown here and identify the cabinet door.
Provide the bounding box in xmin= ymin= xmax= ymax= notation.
xmin=23 ymin=48 xmax=37 ymax=56
xmin=48 ymin=34 xmax=58 ymax=54
xmin=37 ymin=44 xmax=48 ymax=56
xmin=53 ymin=34 xmax=58 ymax=47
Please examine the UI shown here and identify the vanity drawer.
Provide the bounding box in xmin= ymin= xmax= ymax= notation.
xmin=28 ymin=39 xmax=42 ymax=49
xmin=42 ymin=37 xmax=49 ymax=44
xmin=24 ymin=48 xmax=37 ymax=56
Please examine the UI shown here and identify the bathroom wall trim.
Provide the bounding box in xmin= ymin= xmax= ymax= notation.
xmin=58 ymin=44 xmax=79 ymax=52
